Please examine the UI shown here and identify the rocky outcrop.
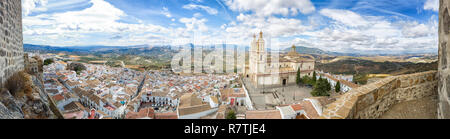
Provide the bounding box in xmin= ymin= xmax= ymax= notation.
xmin=0 ymin=102 xmax=17 ymax=119
xmin=0 ymin=71 xmax=56 ymax=119
xmin=0 ymin=89 xmax=24 ymax=119
xmin=22 ymin=75 xmax=54 ymax=119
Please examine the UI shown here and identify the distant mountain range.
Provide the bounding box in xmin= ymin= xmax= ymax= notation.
xmin=281 ymin=46 xmax=366 ymax=56
xmin=24 ymin=44 xmax=126 ymax=54
xmin=316 ymin=57 xmax=438 ymax=75
xmin=23 ymin=44 xmax=435 ymax=57
xmin=23 ymin=44 xmax=176 ymax=55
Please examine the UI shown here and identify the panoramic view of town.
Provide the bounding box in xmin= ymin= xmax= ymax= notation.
xmin=1 ymin=0 xmax=450 ymax=121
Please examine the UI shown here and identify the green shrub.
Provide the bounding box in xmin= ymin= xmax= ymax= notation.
xmin=226 ymin=110 xmax=237 ymax=119
xmin=44 ymin=58 xmax=54 ymax=65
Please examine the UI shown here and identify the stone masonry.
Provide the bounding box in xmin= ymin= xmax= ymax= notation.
xmin=0 ymin=0 xmax=24 ymax=86
xmin=321 ymin=71 xmax=438 ymax=119
xmin=438 ymin=0 xmax=450 ymax=119
xmin=322 ymin=0 xmax=450 ymax=119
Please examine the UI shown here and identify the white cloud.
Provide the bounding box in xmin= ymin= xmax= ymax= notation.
xmin=182 ymin=4 xmax=218 ymax=15
xmin=424 ymin=0 xmax=439 ymax=12
xmin=162 ymin=7 xmax=172 ymax=18
xmin=401 ymin=21 xmax=436 ymax=38
xmin=179 ymin=16 xmax=209 ymax=32
xmin=23 ymin=0 xmax=170 ymax=46
xmin=297 ymin=10 xmax=438 ymax=54
xmin=225 ymin=0 xmax=315 ymax=17
xmin=22 ymin=0 xmax=48 ymax=16
xmin=320 ymin=9 xmax=369 ymax=27
xmin=222 ymin=13 xmax=312 ymax=46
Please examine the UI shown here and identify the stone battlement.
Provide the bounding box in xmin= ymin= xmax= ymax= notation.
xmin=438 ymin=0 xmax=450 ymax=119
xmin=0 ymin=0 xmax=24 ymax=86
xmin=321 ymin=71 xmax=438 ymax=119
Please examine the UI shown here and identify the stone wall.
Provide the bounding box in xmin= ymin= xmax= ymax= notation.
xmin=438 ymin=0 xmax=450 ymax=119
xmin=321 ymin=71 xmax=437 ymax=119
xmin=0 ymin=0 xmax=24 ymax=86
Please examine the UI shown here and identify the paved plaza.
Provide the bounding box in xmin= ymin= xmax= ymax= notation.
xmin=242 ymin=78 xmax=313 ymax=110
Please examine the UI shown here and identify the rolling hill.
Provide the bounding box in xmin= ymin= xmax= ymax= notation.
xmin=316 ymin=58 xmax=438 ymax=75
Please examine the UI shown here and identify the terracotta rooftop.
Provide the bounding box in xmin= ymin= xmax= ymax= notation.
xmin=155 ymin=112 xmax=178 ymax=119
xmin=245 ymin=110 xmax=282 ymax=119
xmin=179 ymin=93 xmax=203 ymax=108
xmin=300 ymin=100 xmax=320 ymax=119
xmin=125 ymin=108 xmax=155 ymax=119
xmin=63 ymin=101 xmax=82 ymax=111
xmin=52 ymin=94 xmax=65 ymax=102
xmin=221 ymin=88 xmax=246 ymax=101
xmin=290 ymin=104 xmax=303 ymax=112
xmin=178 ymin=93 xmax=212 ymax=116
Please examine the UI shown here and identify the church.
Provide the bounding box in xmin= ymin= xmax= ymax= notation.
xmin=243 ymin=31 xmax=315 ymax=88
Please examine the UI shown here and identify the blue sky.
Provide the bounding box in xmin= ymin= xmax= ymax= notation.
xmin=22 ymin=0 xmax=439 ymax=54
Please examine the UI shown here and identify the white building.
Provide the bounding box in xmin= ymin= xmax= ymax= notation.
xmin=317 ymin=72 xmax=359 ymax=93
xmin=243 ymin=31 xmax=315 ymax=88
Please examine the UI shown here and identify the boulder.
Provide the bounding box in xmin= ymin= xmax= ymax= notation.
xmin=0 ymin=102 xmax=16 ymax=119
xmin=0 ymin=89 xmax=24 ymax=118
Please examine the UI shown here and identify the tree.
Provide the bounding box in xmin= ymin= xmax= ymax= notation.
xmin=354 ymin=74 xmax=368 ymax=85
xmin=335 ymin=81 xmax=341 ymax=93
xmin=302 ymin=75 xmax=312 ymax=86
xmin=312 ymin=71 xmax=317 ymax=85
xmin=226 ymin=110 xmax=237 ymax=119
xmin=325 ymin=79 xmax=331 ymax=91
xmin=296 ymin=68 xmax=301 ymax=85
xmin=310 ymin=77 xmax=330 ymax=97
xmin=44 ymin=58 xmax=54 ymax=65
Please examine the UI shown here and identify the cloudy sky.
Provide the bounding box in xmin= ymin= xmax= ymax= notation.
xmin=22 ymin=0 xmax=439 ymax=54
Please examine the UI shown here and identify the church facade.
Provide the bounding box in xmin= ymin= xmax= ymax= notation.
xmin=243 ymin=32 xmax=315 ymax=88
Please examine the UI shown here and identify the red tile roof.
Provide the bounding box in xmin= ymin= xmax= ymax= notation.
xmin=89 ymin=109 xmax=96 ymax=119
xmin=245 ymin=110 xmax=282 ymax=119
xmin=125 ymin=108 xmax=155 ymax=119
xmin=155 ymin=112 xmax=178 ymax=119
xmin=300 ymin=100 xmax=320 ymax=119
xmin=52 ymin=94 xmax=65 ymax=101
xmin=290 ymin=104 xmax=303 ymax=112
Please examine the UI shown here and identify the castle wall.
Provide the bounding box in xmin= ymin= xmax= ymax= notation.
xmin=438 ymin=0 xmax=450 ymax=119
xmin=0 ymin=0 xmax=24 ymax=86
xmin=321 ymin=71 xmax=437 ymax=119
